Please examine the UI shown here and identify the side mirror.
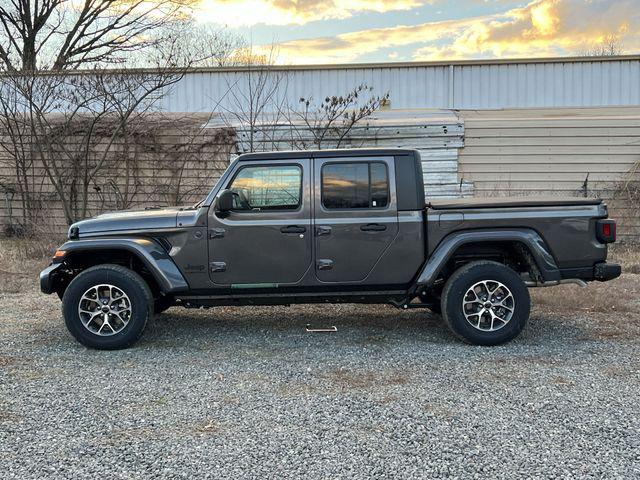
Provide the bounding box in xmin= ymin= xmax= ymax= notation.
xmin=215 ymin=189 xmax=235 ymax=216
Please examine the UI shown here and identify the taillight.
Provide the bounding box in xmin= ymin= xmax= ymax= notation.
xmin=596 ymin=219 xmax=616 ymax=243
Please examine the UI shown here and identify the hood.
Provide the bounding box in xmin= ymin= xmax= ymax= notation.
xmin=69 ymin=206 xmax=184 ymax=238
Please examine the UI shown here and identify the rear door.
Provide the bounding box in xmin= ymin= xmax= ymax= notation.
xmin=207 ymin=159 xmax=312 ymax=286
xmin=313 ymin=156 xmax=399 ymax=283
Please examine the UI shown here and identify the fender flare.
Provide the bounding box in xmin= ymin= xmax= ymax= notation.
xmin=57 ymin=238 xmax=189 ymax=294
xmin=415 ymin=228 xmax=561 ymax=288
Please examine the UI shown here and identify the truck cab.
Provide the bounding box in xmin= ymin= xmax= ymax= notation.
xmin=204 ymin=149 xmax=424 ymax=289
xmin=40 ymin=148 xmax=621 ymax=349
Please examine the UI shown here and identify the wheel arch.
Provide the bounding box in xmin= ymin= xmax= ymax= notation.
xmin=52 ymin=238 xmax=189 ymax=297
xmin=416 ymin=228 xmax=561 ymax=289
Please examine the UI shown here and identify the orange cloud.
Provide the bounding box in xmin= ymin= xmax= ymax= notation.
xmin=266 ymin=0 xmax=639 ymax=63
xmin=196 ymin=0 xmax=430 ymax=26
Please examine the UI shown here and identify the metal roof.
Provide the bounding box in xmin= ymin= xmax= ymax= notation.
xmin=36 ymin=54 xmax=640 ymax=75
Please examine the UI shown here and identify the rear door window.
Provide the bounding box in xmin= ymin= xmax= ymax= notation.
xmin=321 ymin=162 xmax=389 ymax=209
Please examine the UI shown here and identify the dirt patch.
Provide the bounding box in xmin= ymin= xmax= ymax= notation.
xmin=0 ymin=409 xmax=22 ymax=423
xmin=423 ymin=403 xmax=455 ymax=418
xmin=196 ymin=420 xmax=222 ymax=434
xmin=0 ymin=355 xmax=19 ymax=367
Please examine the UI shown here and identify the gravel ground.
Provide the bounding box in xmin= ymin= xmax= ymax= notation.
xmin=1 ymin=277 xmax=640 ymax=479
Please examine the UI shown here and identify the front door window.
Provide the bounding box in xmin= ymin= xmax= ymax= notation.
xmin=229 ymin=165 xmax=302 ymax=211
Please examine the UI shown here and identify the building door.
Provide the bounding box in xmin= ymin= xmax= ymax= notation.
xmin=208 ymin=159 xmax=312 ymax=286
xmin=313 ymin=156 xmax=399 ymax=283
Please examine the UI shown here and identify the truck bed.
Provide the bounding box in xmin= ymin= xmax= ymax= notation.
xmin=425 ymin=196 xmax=608 ymax=271
xmin=428 ymin=197 xmax=602 ymax=210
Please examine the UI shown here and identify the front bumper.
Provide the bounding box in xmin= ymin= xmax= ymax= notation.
xmin=594 ymin=262 xmax=621 ymax=282
xmin=39 ymin=263 xmax=63 ymax=294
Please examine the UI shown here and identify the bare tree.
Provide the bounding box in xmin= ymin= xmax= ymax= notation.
xmin=582 ymin=34 xmax=623 ymax=57
xmin=220 ymin=45 xmax=290 ymax=153
xmin=169 ymin=22 xmax=247 ymax=68
xmin=124 ymin=21 xmax=248 ymax=69
xmin=289 ymin=84 xmax=390 ymax=149
xmin=0 ymin=0 xmax=203 ymax=231
xmin=0 ymin=0 xmax=194 ymax=71
xmin=0 ymin=64 xmax=186 ymax=227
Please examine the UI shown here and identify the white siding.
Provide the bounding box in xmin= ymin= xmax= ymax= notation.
xmin=458 ymin=107 xmax=640 ymax=240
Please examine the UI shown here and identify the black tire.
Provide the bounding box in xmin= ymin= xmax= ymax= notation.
xmin=441 ymin=261 xmax=530 ymax=346
xmin=154 ymin=296 xmax=174 ymax=315
xmin=62 ymin=264 xmax=153 ymax=350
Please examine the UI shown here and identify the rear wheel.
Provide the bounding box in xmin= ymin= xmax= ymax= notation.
xmin=62 ymin=264 xmax=153 ymax=350
xmin=441 ymin=261 xmax=530 ymax=346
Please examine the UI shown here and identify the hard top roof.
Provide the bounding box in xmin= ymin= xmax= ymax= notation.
xmin=236 ymin=148 xmax=418 ymax=161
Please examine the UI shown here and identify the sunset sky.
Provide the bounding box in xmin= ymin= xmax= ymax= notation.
xmin=195 ymin=0 xmax=639 ymax=64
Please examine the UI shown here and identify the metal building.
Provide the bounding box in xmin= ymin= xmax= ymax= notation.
xmin=160 ymin=56 xmax=640 ymax=112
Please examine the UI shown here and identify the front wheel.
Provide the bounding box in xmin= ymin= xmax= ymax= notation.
xmin=62 ymin=264 xmax=153 ymax=350
xmin=441 ymin=261 xmax=530 ymax=346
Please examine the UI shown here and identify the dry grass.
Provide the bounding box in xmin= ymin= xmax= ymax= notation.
xmin=0 ymin=237 xmax=63 ymax=293
xmin=609 ymin=244 xmax=640 ymax=273
xmin=531 ymin=274 xmax=640 ymax=314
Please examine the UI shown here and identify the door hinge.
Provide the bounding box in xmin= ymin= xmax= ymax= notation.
xmin=208 ymin=228 xmax=226 ymax=239
xmin=209 ymin=261 xmax=227 ymax=272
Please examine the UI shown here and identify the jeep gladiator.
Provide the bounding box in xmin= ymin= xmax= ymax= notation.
xmin=40 ymin=148 xmax=621 ymax=349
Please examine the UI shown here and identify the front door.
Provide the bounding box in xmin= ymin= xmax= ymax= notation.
xmin=208 ymin=159 xmax=312 ymax=286
xmin=313 ymin=156 xmax=399 ymax=283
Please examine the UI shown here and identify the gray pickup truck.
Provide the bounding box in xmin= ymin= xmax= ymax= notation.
xmin=40 ymin=148 xmax=620 ymax=349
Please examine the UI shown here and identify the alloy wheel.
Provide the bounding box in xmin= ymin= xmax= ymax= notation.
xmin=462 ymin=280 xmax=514 ymax=332
xmin=77 ymin=284 xmax=132 ymax=336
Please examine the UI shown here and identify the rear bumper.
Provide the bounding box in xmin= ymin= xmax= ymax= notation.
xmin=39 ymin=263 xmax=63 ymax=294
xmin=559 ymin=262 xmax=621 ymax=282
xmin=594 ymin=262 xmax=621 ymax=282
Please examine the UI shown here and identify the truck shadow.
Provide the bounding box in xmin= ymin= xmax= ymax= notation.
xmin=139 ymin=304 xmax=595 ymax=351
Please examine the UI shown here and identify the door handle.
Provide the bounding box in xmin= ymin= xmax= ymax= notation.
xmin=316 ymin=226 xmax=332 ymax=236
xmin=280 ymin=225 xmax=307 ymax=234
xmin=209 ymin=261 xmax=227 ymax=272
xmin=317 ymin=259 xmax=334 ymax=271
xmin=360 ymin=223 xmax=387 ymax=232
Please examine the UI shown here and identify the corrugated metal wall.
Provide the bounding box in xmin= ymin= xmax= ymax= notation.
xmin=230 ymin=110 xmax=471 ymax=199
xmin=160 ymin=56 xmax=640 ymax=113
xmin=458 ymin=107 xmax=640 ymax=240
